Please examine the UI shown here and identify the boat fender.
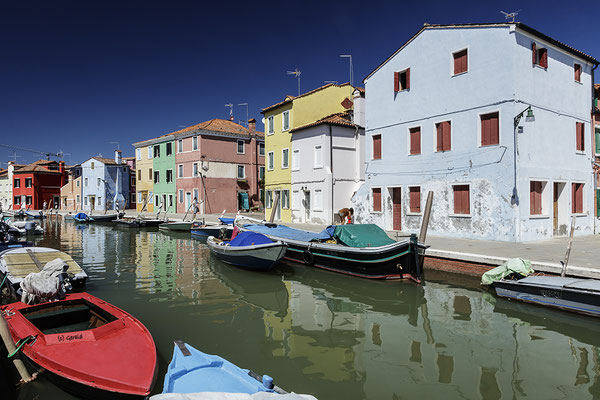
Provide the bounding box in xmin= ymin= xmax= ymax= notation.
xmin=302 ymin=249 xmax=314 ymax=265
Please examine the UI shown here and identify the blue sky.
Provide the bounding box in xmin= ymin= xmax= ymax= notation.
xmin=0 ymin=1 xmax=598 ymax=165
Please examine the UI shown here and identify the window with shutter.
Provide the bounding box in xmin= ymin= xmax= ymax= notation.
xmin=372 ymin=134 xmax=382 ymax=159
xmin=436 ymin=121 xmax=451 ymax=152
xmin=409 ymin=187 xmax=421 ymax=213
xmin=572 ymin=183 xmax=584 ymax=214
xmin=531 ymin=43 xmax=537 ymax=65
xmin=576 ymin=122 xmax=585 ymax=151
xmin=539 ymin=48 xmax=548 ymax=68
xmin=453 ymin=49 xmax=468 ymax=75
xmin=481 ymin=112 xmax=499 ymax=146
xmin=595 ymin=128 xmax=600 ymax=155
xmin=372 ymin=188 xmax=382 ymax=212
xmin=394 ymin=69 xmax=410 ymax=92
xmin=574 ymin=64 xmax=582 ymax=82
xmin=530 ymin=181 xmax=543 ymax=215
xmin=409 ymin=127 xmax=421 ymax=155
xmin=314 ymin=145 xmax=323 ymax=168
xmin=394 ymin=72 xmax=399 ymax=92
xmin=453 ymin=185 xmax=470 ymax=214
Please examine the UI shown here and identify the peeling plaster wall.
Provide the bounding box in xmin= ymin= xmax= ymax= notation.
xmin=355 ymin=25 xmax=595 ymax=242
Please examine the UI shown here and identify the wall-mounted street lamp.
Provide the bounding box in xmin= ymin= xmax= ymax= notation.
xmin=511 ymin=105 xmax=535 ymax=205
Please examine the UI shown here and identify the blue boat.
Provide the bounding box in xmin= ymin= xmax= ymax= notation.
xmin=163 ymin=341 xmax=287 ymax=395
xmin=206 ymin=231 xmax=287 ymax=271
xmin=191 ymin=218 xmax=234 ymax=242
xmin=72 ymin=212 xmax=91 ymax=223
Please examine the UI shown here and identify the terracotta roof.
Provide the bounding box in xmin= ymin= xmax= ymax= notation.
xmin=31 ymin=159 xmax=59 ymax=166
xmin=92 ymin=157 xmax=120 ymax=165
xmin=0 ymin=169 xmax=7 ymax=177
xmin=261 ymin=83 xmax=355 ymax=113
xmin=355 ymin=87 xmax=365 ymax=94
xmin=290 ymin=112 xmax=359 ymax=133
xmin=364 ymin=22 xmax=599 ymax=82
xmin=14 ymin=165 xmax=63 ymax=174
xmin=167 ymin=118 xmax=264 ymax=138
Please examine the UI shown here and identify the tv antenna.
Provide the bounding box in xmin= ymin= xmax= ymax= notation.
xmin=225 ymin=103 xmax=233 ymax=120
xmin=238 ymin=103 xmax=249 ymax=127
xmin=0 ymin=143 xmax=63 ymax=160
xmin=324 ymin=80 xmax=338 ymax=85
xmin=500 ymin=10 xmax=520 ymax=23
xmin=287 ymin=69 xmax=301 ymax=96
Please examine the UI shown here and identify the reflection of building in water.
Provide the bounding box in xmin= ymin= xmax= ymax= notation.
xmin=263 ymin=273 xmax=600 ymax=399
xmin=80 ymin=224 xmax=106 ymax=271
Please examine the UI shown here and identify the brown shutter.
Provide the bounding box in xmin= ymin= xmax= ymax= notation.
xmin=410 ymin=187 xmax=421 ymax=213
xmin=394 ymin=72 xmax=399 ymax=92
xmin=540 ymin=49 xmax=548 ymax=68
xmin=373 ymin=188 xmax=382 ymax=212
xmin=481 ymin=112 xmax=499 ymax=146
xmin=436 ymin=123 xmax=443 ymax=151
xmin=576 ymin=122 xmax=584 ymax=151
xmin=410 ymin=127 xmax=421 ymax=155
xmin=406 ymin=68 xmax=410 ymax=90
xmin=373 ymin=134 xmax=382 ymax=159
xmin=462 ymin=50 xmax=468 ymax=73
xmin=443 ymin=121 xmax=451 ymax=151
xmin=530 ymin=181 xmax=542 ymax=214
xmin=453 ymin=50 xmax=468 ymax=75
xmin=532 ymin=43 xmax=537 ymax=65
xmin=454 ymin=53 xmax=460 ymax=75
xmin=575 ymin=64 xmax=581 ymax=82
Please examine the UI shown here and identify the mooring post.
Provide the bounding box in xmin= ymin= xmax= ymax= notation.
xmin=561 ymin=216 xmax=576 ymax=277
xmin=269 ymin=192 xmax=281 ymax=223
xmin=419 ymin=191 xmax=434 ymax=243
xmin=0 ymin=311 xmax=34 ymax=383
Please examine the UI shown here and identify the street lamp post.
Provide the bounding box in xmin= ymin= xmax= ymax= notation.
xmin=511 ymin=105 xmax=535 ymax=205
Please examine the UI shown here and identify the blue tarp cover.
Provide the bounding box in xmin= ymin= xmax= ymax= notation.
xmin=74 ymin=213 xmax=89 ymax=220
xmin=219 ymin=217 xmax=235 ymax=225
xmin=244 ymin=224 xmax=332 ymax=242
xmin=229 ymin=231 xmax=272 ymax=247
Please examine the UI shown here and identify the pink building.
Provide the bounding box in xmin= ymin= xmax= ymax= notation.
xmin=172 ymin=118 xmax=264 ymax=214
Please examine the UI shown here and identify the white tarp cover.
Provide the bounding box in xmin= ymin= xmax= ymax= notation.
xmin=481 ymin=258 xmax=534 ymax=286
xmin=150 ymin=393 xmax=317 ymax=400
xmin=20 ymin=258 xmax=69 ymax=304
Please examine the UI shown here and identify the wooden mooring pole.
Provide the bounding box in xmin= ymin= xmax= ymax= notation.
xmin=561 ymin=216 xmax=576 ymax=277
xmin=419 ymin=191 xmax=434 ymax=243
xmin=269 ymin=192 xmax=281 ymax=223
xmin=0 ymin=311 xmax=34 ymax=383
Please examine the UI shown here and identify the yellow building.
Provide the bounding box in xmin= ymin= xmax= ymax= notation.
xmin=133 ymin=144 xmax=154 ymax=212
xmin=261 ymin=83 xmax=356 ymax=222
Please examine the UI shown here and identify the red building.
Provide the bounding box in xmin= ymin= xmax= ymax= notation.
xmin=12 ymin=160 xmax=67 ymax=210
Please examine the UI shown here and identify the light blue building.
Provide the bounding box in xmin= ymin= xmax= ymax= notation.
xmin=354 ymin=22 xmax=598 ymax=241
xmin=81 ymin=151 xmax=130 ymax=212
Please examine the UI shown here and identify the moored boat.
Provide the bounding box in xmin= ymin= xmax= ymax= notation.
xmin=191 ymin=218 xmax=234 ymax=242
xmin=7 ymin=220 xmax=44 ymax=235
xmin=72 ymin=212 xmax=91 ymax=223
xmin=159 ymin=221 xmax=193 ymax=231
xmin=239 ymin=218 xmax=425 ymax=281
xmin=207 ymin=231 xmax=287 ymax=271
xmin=113 ymin=217 xmax=164 ymax=228
xmin=1 ymin=292 xmax=158 ymax=398
xmin=87 ymin=212 xmax=123 ymax=222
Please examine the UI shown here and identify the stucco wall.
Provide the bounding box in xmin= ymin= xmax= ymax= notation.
xmin=135 ymin=145 xmax=154 ymax=212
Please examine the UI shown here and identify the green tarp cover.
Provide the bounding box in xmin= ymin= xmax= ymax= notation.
xmin=481 ymin=258 xmax=534 ymax=285
xmin=333 ymin=224 xmax=396 ymax=248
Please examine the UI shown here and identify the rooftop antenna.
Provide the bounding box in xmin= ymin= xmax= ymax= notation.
xmin=10 ymin=152 xmax=20 ymax=163
xmin=339 ymin=54 xmax=353 ymax=86
xmin=286 ymin=69 xmax=301 ymax=96
xmin=238 ymin=103 xmax=249 ymax=127
xmin=110 ymin=141 xmax=120 ymax=150
xmin=500 ymin=10 xmax=520 ymax=23
xmin=225 ymin=103 xmax=233 ymax=120
xmin=324 ymin=80 xmax=338 ymax=85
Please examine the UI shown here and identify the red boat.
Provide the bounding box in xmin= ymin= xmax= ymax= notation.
xmin=1 ymin=293 xmax=157 ymax=398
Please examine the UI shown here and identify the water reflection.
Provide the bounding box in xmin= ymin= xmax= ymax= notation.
xmin=3 ymin=220 xmax=600 ymax=400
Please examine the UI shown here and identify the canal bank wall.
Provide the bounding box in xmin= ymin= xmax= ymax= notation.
xmin=56 ymin=210 xmax=600 ymax=280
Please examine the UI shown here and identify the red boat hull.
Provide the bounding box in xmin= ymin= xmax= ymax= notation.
xmin=1 ymin=293 xmax=157 ymax=398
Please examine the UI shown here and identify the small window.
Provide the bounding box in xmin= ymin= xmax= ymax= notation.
xmin=266 ymin=190 xmax=273 ymax=208
xmin=14 ymin=196 xmax=20 ymax=205
xmin=372 ymin=188 xmax=382 ymax=212
xmin=155 ymin=195 xmax=160 ymax=206
xmin=453 ymin=185 xmax=470 ymax=215
xmin=178 ymin=190 xmax=184 ymax=203
xmin=409 ymin=187 xmax=421 ymax=213
xmin=148 ymin=168 xmax=152 ymax=181
xmin=292 ymin=190 xmax=300 ymax=210
xmin=267 ymin=152 xmax=274 ymax=170
xmin=177 ymin=140 xmax=183 ymax=153
xmin=530 ymin=181 xmax=544 ymax=215
xmin=282 ymin=110 xmax=290 ymax=131
xmin=131 ymin=176 xmax=136 ymax=186
xmin=574 ymin=64 xmax=582 ymax=82
xmin=268 ymin=116 xmax=274 ymax=134
xmin=259 ymin=166 xmax=265 ymax=180
xmin=595 ymin=128 xmax=600 ymax=155
xmin=14 ymin=179 xmax=20 ymax=188
xmin=130 ymin=193 xmax=136 ymax=203
xmin=76 ymin=180 xmax=80 ymax=187
xmin=25 ymin=178 xmax=32 ymax=188
xmin=154 ymin=145 xmax=160 ymax=158
xmin=313 ymin=189 xmax=323 ymax=211
xmin=532 ymin=43 xmax=548 ymax=68
xmin=136 ymin=148 xmax=141 ymax=160
xmin=481 ymin=112 xmax=499 ymax=146
xmin=436 ymin=121 xmax=451 ymax=152
xmin=237 ymin=165 xmax=245 ymax=179
xmin=193 ymin=188 xmax=199 ymax=202
xmin=76 ymin=194 xmax=80 ymax=203
xmin=193 ymin=163 xmax=198 ymax=177
xmin=572 ymin=183 xmax=584 ymax=214
xmin=282 ymin=190 xmax=290 ymax=209
xmin=178 ymin=164 xmax=183 ymax=178
xmin=237 ymin=140 xmax=245 ymax=154
xmin=576 ymin=122 xmax=585 ymax=151
xmin=137 ymin=170 xmax=142 ymax=181
xmin=169 ymin=195 xmax=173 ymax=207
xmin=372 ymin=134 xmax=382 ymax=159
xmin=84 ymin=178 xmax=88 ymax=187
xmin=97 ymin=178 xmax=101 ymax=187
xmin=147 ymin=146 xmax=152 ymax=159
xmin=192 ymin=136 xmax=198 ymax=151
xmin=25 ymin=196 xmax=32 ymax=205
xmin=166 ymin=169 xmax=173 ymax=183
xmin=409 ymin=127 xmax=421 ymax=155
xmin=282 ymin=148 xmax=289 ymax=169
xmin=292 ymin=149 xmax=300 ymax=170
xmin=98 ymin=197 xmax=102 ymax=206
xmin=314 ymin=145 xmax=323 ymax=168
xmin=394 ymin=68 xmax=410 ymax=92
xmin=453 ymin=49 xmax=468 ymax=75
xmin=259 ymin=142 xmax=265 ymax=156
xmin=166 ymin=142 xmax=172 ymax=156
xmin=154 ymin=171 xmax=160 ymax=184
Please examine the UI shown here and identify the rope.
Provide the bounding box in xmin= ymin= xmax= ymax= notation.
xmin=0 ymin=274 xmax=7 ymax=290
xmin=7 ymin=336 xmax=36 ymax=359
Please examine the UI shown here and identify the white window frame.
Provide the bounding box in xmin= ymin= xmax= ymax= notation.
xmin=267 ymin=116 xmax=274 ymax=135
xmin=291 ymin=190 xmax=300 ymax=210
xmin=166 ymin=169 xmax=173 ymax=183
xmin=371 ymin=186 xmax=382 ymax=214
xmin=259 ymin=166 xmax=265 ymax=180
xmin=138 ymin=192 xmax=142 ymax=203
xmin=478 ymin=109 xmax=501 ymax=148
xmin=407 ymin=126 xmax=421 ymax=156
xmin=136 ymin=148 xmax=141 ymax=160
xmin=84 ymin=178 xmax=88 ymax=187
xmin=282 ymin=189 xmax=290 ymax=209
xmin=313 ymin=145 xmax=323 ymax=169
xmin=529 ymin=179 xmax=550 ymax=219
xmin=193 ymin=188 xmax=199 ymax=202
xmin=265 ymin=190 xmax=273 ymax=208
xmin=177 ymin=139 xmax=183 ymax=153
xmin=571 ymin=180 xmax=587 ymax=216
xmin=259 ymin=142 xmax=265 ymax=156
xmin=282 ymin=110 xmax=290 ymax=131
xmin=281 ymin=148 xmax=289 ymax=169
xmin=193 ymin=163 xmax=199 ymax=177
xmin=407 ymin=185 xmax=422 ymax=216
xmin=292 ymin=149 xmax=300 ymax=171
xmin=450 ymin=182 xmax=472 ymax=218
xmin=148 ymin=146 xmax=153 ymax=159
xmin=192 ymin=136 xmax=198 ymax=151
xmin=76 ymin=194 xmax=81 ymax=204
xmin=178 ymin=164 xmax=183 ymax=178
xmin=237 ymin=165 xmax=245 ymax=179
xmin=433 ymin=118 xmax=453 ymax=153
xmin=97 ymin=178 xmax=101 ymax=187
xmin=313 ymin=189 xmax=323 ymax=211
xmin=178 ymin=189 xmax=184 ymax=203
xmin=267 ymin=151 xmax=274 ymax=171
xmin=450 ymin=47 xmax=469 ymax=77
xmin=237 ymin=140 xmax=245 ymax=155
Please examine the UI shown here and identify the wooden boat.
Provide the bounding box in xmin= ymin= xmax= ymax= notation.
xmin=113 ymin=217 xmax=164 ymax=228
xmin=0 ymin=247 xmax=87 ymax=298
xmin=1 ymin=292 xmax=158 ymax=398
xmin=238 ymin=217 xmax=426 ymax=282
xmin=72 ymin=212 xmax=91 ymax=223
xmin=494 ymin=275 xmax=600 ymax=317
xmin=159 ymin=221 xmax=193 ymax=232
xmin=87 ymin=213 xmax=123 ymax=222
xmin=6 ymin=220 xmax=43 ymax=235
xmin=206 ymin=232 xmax=287 ymax=271
xmin=161 ymin=341 xmax=286 ymax=396
xmin=190 ymin=218 xmax=233 ymax=241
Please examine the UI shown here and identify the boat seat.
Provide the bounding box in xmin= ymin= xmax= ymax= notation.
xmin=25 ymin=305 xmax=106 ymax=334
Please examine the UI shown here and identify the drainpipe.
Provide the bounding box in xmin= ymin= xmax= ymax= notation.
xmin=591 ymin=62 xmax=598 ymax=232
xmin=330 ymin=124 xmax=334 ymax=225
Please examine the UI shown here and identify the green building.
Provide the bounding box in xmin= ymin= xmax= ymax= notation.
xmin=152 ymin=139 xmax=176 ymax=213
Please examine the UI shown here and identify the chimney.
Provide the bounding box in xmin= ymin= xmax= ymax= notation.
xmin=248 ymin=118 xmax=256 ymax=133
xmin=115 ymin=150 xmax=122 ymax=164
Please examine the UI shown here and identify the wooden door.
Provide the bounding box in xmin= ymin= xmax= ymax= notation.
xmin=392 ymin=188 xmax=402 ymax=231
xmin=553 ymin=183 xmax=559 ymax=235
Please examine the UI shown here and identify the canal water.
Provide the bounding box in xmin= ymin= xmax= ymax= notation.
xmin=3 ymin=218 xmax=600 ymax=399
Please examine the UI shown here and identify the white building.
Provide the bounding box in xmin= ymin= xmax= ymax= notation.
xmin=291 ymin=90 xmax=365 ymax=224
xmin=353 ymin=22 xmax=598 ymax=242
